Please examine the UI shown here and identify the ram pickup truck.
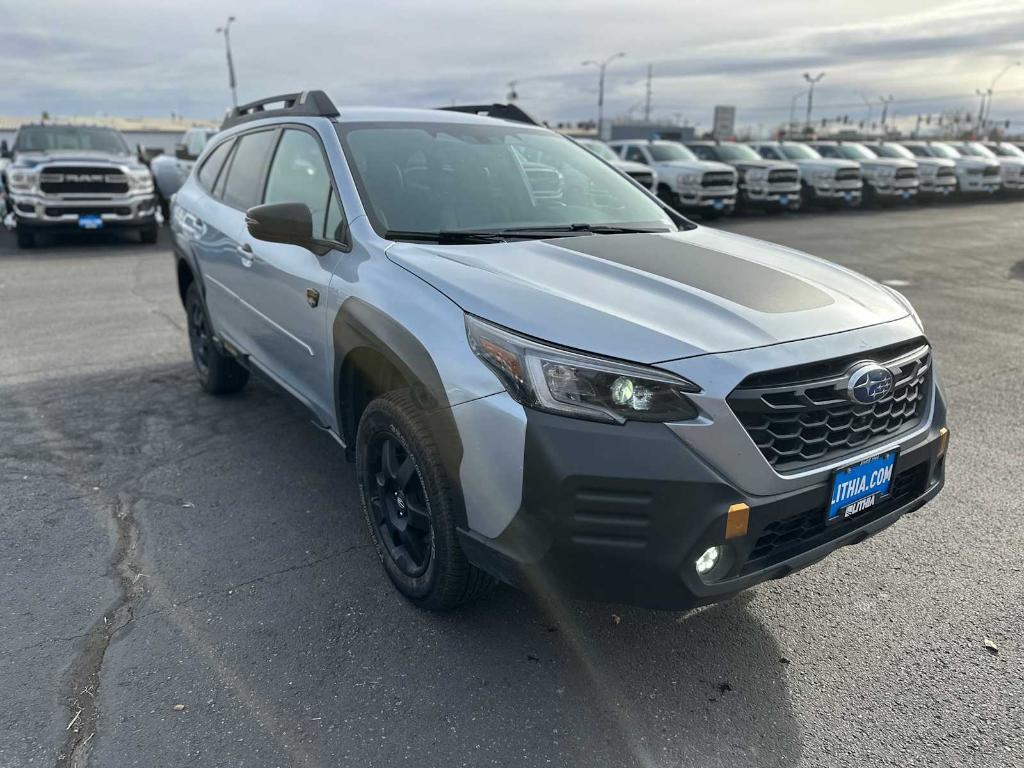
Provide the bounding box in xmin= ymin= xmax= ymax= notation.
xmin=900 ymin=141 xmax=1000 ymax=196
xmin=608 ymin=139 xmax=737 ymax=217
xmin=576 ymin=137 xmax=657 ymax=191
xmin=0 ymin=123 xmax=158 ymax=248
xmin=962 ymin=142 xmax=1024 ymax=193
xmin=151 ymin=127 xmax=218 ymax=219
xmin=810 ymin=141 xmax=918 ymax=204
xmin=686 ymin=140 xmax=800 ymax=211
xmin=863 ymin=141 xmax=956 ymax=198
xmin=749 ymin=141 xmax=862 ymax=208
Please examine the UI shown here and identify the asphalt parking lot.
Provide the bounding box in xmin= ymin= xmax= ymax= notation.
xmin=2 ymin=201 xmax=1022 ymax=768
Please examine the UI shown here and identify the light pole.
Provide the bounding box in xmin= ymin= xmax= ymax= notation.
xmin=507 ymin=81 xmax=519 ymax=102
xmin=788 ymin=90 xmax=808 ymax=135
xmin=216 ymin=16 xmax=238 ymax=108
xmin=802 ymin=72 xmax=825 ymax=130
xmin=582 ymin=52 xmax=626 ymax=139
xmin=879 ymin=95 xmax=895 ymax=133
xmin=981 ymin=60 xmax=1022 ymax=131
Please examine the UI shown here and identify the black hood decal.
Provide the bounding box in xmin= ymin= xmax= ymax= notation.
xmin=547 ymin=233 xmax=834 ymax=314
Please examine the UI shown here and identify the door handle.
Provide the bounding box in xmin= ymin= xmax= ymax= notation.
xmin=238 ymin=243 xmax=254 ymax=268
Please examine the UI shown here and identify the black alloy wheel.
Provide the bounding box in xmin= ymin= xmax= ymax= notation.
xmin=366 ymin=432 xmax=432 ymax=577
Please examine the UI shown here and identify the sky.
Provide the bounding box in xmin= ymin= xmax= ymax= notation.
xmin=3 ymin=0 xmax=1024 ymax=133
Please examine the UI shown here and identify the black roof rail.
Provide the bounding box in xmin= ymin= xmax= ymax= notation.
xmin=438 ymin=103 xmax=540 ymax=126
xmin=221 ymin=90 xmax=339 ymax=130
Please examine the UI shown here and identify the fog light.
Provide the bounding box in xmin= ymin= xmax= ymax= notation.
xmin=695 ymin=546 xmax=722 ymax=575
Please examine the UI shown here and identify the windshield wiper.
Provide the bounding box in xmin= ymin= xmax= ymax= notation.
xmin=384 ymin=229 xmax=509 ymax=244
xmin=499 ymin=223 xmax=672 ymax=236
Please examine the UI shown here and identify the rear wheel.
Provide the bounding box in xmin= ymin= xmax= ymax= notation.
xmin=16 ymin=226 xmax=35 ymax=249
xmin=357 ymin=390 xmax=493 ymax=610
xmin=185 ymin=282 xmax=249 ymax=395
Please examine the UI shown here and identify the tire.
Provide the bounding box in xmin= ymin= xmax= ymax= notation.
xmin=657 ymin=185 xmax=681 ymax=212
xmin=356 ymin=390 xmax=494 ymax=610
xmin=139 ymin=223 xmax=158 ymax=244
xmin=184 ymin=282 xmax=249 ymax=395
xmin=16 ymin=227 xmax=35 ymax=249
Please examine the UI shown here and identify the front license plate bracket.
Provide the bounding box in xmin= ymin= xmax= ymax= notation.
xmin=828 ymin=450 xmax=897 ymax=524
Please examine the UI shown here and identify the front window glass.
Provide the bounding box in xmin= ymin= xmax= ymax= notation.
xmin=647 ymin=143 xmax=697 ymax=162
xmin=872 ymin=144 xmax=915 ymax=160
xmin=957 ymin=142 xmax=995 ymax=158
xmin=992 ymin=143 xmax=1024 ymax=158
xmin=14 ymin=125 xmax=129 ymax=154
xmin=779 ymin=143 xmax=822 ymax=160
xmin=835 ymin=144 xmax=878 ymax=161
xmin=710 ymin=144 xmax=761 ymax=162
xmin=928 ymin=143 xmax=961 ymax=159
xmin=264 ymin=129 xmax=334 ymax=237
xmin=577 ymin=139 xmax=619 ymax=163
xmin=337 ymin=122 xmax=676 ymax=236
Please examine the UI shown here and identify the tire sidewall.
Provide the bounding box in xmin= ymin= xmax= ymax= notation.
xmin=356 ymin=402 xmax=440 ymax=600
xmin=184 ymin=283 xmax=212 ymax=389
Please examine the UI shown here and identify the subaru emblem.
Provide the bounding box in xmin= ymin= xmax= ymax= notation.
xmin=846 ymin=364 xmax=894 ymax=405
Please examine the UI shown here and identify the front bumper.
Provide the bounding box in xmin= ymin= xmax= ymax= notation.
xmin=460 ymin=387 xmax=947 ymax=610
xmin=809 ymin=180 xmax=862 ymax=204
xmin=958 ymin=176 xmax=1001 ymax=194
xmin=742 ymin=182 xmax=801 ymax=208
xmin=868 ymin=179 xmax=919 ymax=198
xmin=1000 ymin=175 xmax=1024 ymax=191
xmin=10 ymin=192 xmax=157 ymax=228
xmin=678 ymin=185 xmax=738 ymax=210
xmin=920 ymin=177 xmax=957 ymax=196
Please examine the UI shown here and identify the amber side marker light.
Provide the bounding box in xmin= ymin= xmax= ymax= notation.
xmin=937 ymin=426 xmax=950 ymax=458
xmin=725 ymin=502 xmax=750 ymax=540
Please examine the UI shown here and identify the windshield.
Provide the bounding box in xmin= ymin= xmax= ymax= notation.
xmin=834 ymin=144 xmax=878 ymax=161
xmin=13 ymin=125 xmax=129 ymax=154
xmin=648 ymin=143 xmax=697 ymax=162
xmin=337 ymin=122 xmax=676 ymax=237
xmin=710 ymin=144 xmax=761 ymax=162
xmin=871 ymin=143 xmax=915 ymax=160
xmin=577 ymin=139 xmax=620 ymax=163
xmin=956 ymin=142 xmax=995 ymax=158
xmin=991 ymin=143 xmax=1024 ymax=158
xmin=779 ymin=144 xmax=823 ymax=160
xmin=928 ymin=143 xmax=962 ymax=159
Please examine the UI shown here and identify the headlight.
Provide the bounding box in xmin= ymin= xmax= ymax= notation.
xmin=882 ymin=285 xmax=923 ymax=331
xmin=7 ymin=169 xmax=38 ymax=193
xmin=677 ymin=172 xmax=701 ymax=187
xmin=966 ymin=167 xmax=982 ymax=176
xmin=746 ymin=168 xmax=768 ymax=182
xmin=127 ymin=168 xmax=154 ymax=193
xmin=466 ymin=315 xmax=701 ymax=424
xmin=812 ymin=169 xmax=832 ymax=182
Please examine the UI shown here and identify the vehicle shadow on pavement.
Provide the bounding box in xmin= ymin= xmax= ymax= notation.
xmin=2 ymin=362 xmax=801 ymax=768
xmin=0 ymin=227 xmax=163 ymax=255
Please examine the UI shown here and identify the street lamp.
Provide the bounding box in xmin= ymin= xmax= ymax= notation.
xmin=582 ymin=52 xmax=626 ymax=139
xmin=981 ymin=60 xmax=1022 ymax=130
xmin=802 ymin=72 xmax=825 ymax=130
xmin=215 ymin=16 xmax=238 ymax=109
xmin=788 ymin=90 xmax=808 ymax=135
xmin=879 ymin=95 xmax=895 ymax=133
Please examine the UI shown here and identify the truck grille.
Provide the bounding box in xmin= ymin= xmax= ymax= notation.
xmin=39 ymin=166 xmax=129 ymax=195
xmin=936 ymin=167 xmax=955 ymax=178
xmin=627 ymin=170 xmax=655 ymax=189
xmin=701 ymin=171 xmax=735 ymax=188
xmin=895 ymin=167 xmax=918 ymax=180
xmin=727 ymin=339 xmax=931 ymax=472
xmin=982 ymin=165 xmax=1000 ymax=177
xmin=835 ymin=168 xmax=860 ymax=182
xmin=768 ymin=169 xmax=798 ymax=184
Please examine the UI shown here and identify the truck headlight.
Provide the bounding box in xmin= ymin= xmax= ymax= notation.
xmin=812 ymin=169 xmax=832 ymax=183
xmin=127 ymin=168 xmax=154 ymax=193
xmin=966 ymin=167 xmax=982 ymax=176
xmin=466 ymin=315 xmax=700 ymax=424
xmin=7 ymin=169 xmax=38 ymax=193
xmin=677 ymin=172 xmax=701 ymax=187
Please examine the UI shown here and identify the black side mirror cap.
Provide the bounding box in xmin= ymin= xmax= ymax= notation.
xmin=245 ymin=202 xmax=332 ymax=256
xmin=174 ymin=144 xmax=192 ymax=160
xmin=0 ymin=140 xmax=10 ymax=159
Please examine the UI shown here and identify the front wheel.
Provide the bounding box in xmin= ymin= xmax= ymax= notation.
xmin=139 ymin=223 xmax=158 ymax=244
xmin=185 ymin=282 xmax=249 ymax=395
xmin=356 ymin=390 xmax=493 ymax=610
xmin=16 ymin=226 xmax=35 ymax=249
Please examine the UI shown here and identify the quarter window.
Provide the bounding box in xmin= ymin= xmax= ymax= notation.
xmin=263 ymin=129 xmax=335 ymax=238
xmin=221 ymin=130 xmax=278 ymax=210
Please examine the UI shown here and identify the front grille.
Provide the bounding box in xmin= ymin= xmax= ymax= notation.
xmin=627 ymin=170 xmax=655 ymax=189
xmin=728 ymin=340 xmax=931 ymax=471
xmin=701 ymin=171 xmax=735 ymax=188
xmin=44 ymin=206 xmax=131 ymax=217
xmin=895 ymin=167 xmax=918 ymax=180
xmin=937 ymin=167 xmax=955 ymax=178
xmin=742 ymin=463 xmax=928 ymax=573
xmin=768 ymin=169 xmax=798 ymax=184
xmin=39 ymin=166 xmax=128 ymax=195
xmin=983 ymin=165 xmax=1000 ymax=177
xmin=835 ymin=168 xmax=860 ymax=182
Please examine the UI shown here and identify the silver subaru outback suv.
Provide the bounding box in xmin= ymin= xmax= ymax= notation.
xmin=171 ymin=92 xmax=949 ymax=610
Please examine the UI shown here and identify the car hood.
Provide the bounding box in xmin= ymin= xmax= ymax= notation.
xmin=653 ymin=159 xmax=734 ymax=174
xmin=791 ymin=158 xmax=860 ymax=173
xmin=613 ymin=159 xmax=654 ymax=174
xmin=387 ymin=228 xmax=908 ymax=364
xmin=955 ymin=156 xmax=999 ymax=170
xmin=11 ymin=149 xmax=141 ymax=168
xmin=859 ymin=158 xmax=917 ymax=170
xmin=733 ymin=160 xmax=799 ymax=173
xmin=913 ymin=157 xmax=956 ymax=169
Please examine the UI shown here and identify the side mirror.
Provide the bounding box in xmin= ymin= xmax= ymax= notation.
xmin=245 ymin=202 xmax=331 ymax=255
xmin=174 ymin=144 xmax=191 ymax=160
xmin=0 ymin=140 xmax=10 ymax=159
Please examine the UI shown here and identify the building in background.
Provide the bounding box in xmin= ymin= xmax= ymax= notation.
xmin=609 ymin=121 xmax=696 ymax=142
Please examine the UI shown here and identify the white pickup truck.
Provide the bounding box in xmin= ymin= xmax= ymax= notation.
xmin=608 ymin=140 xmax=737 ymax=218
xmin=809 ymin=141 xmax=919 ymax=204
xmin=749 ymin=141 xmax=862 ymax=208
xmin=901 ymin=141 xmax=1000 ymax=196
xmin=864 ymin=141 xmax=956 ymax=198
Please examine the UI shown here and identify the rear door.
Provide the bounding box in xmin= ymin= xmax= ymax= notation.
xmin=233 ymin=126 xmax=346 ymax=419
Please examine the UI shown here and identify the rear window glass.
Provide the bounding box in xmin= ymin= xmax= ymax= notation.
xmin=221 ymin=130 xmax=277 ymax=210
xmin=197 ymin=140 xmax=233 ymax=192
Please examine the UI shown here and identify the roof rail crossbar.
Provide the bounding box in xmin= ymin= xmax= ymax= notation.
xmin=438 ymin=103 xmax=539 ymax=126
xmin=221 ymin=90 xmax=339 ymax=130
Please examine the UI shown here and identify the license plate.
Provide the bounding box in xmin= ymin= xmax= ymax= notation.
xmin=943 ymin=187 xmax=952 ymax=195
xmin=843 ymin=191 xmax=853 ymax=202
xmin=712 ymin=200 xmax=725 ymax=210
xmin=779 ymin=195 xmax=789 ymax=206
xmin=901 ymin=191 xmax=910 ymax=200
xmin=828 ymin=451 xmax=897 ymax=524
xmin=78 ymin=215 xmax=103 ymax=230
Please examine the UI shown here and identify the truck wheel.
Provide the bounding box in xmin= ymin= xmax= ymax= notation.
xmin=139 ymin=223 xmax=158 ymax=244
xmin=16 ymin=227 xmax=35 ymax=249
xmin=185 ymin=282 xmax=249 ymax=395
xmin=657 ymin=184 xmax=681 ymax=212
xmin=356 ymin=390 xmax=494 ymax=610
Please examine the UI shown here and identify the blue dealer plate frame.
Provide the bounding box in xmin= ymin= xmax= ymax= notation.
xmin=827 ymin=450 xmax=897 ymax=524
xmin=78 ymin=214 xmax=104 ymax=230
